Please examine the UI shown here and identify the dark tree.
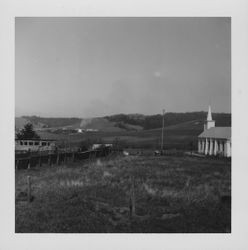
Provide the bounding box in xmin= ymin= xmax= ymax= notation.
xmin=16 ymin=123 xmax=40 ymax=140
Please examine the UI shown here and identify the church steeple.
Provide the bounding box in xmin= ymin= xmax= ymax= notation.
xmin=204 ymin=105 xmax=215 ymax=130
xmin=207 ymin=105 xmax=212 ymax=121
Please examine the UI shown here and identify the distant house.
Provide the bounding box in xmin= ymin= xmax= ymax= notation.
xmin=92 ymin=144 xmax=113 ymax=150
xmin=198 ymin=106 xmax=231 ymax=157
xmin=15 ymin=139 xmax=56 ymax=153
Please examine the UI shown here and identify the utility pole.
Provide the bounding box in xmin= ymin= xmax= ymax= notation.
xmin=161 ymin=109 xmax=165 ymax=154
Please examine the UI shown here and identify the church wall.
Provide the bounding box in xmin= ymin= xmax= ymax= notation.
xmin=225 ymin=140 xmax=231 ymax=157
xmin=213 ymin=139 xmax=218 ymax=155
xmin=197 ymin=138 xmax=231 ymax=157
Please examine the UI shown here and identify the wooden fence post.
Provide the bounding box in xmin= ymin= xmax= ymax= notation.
xmin=61 ymin=153 xmax=63 ymax=164
xmin=27 ymin=157 xmax=31 ymax=169
xmin=27 ymin=176 xmax=31 ymax=202
xmin=49 ymin=155 xmax=52 ymax=166
xmin=39 ymin=155 xmax=42 ymax=167
xmin=63 ymin=153 xmax=65 ymax=164
xmin=64 ymin=153 xmax=67 ymax=164
xmin=56 ymin=153 xmax=60 ymax=165
xmin=129 ymin=176 xmax=135 ymax=218
xmin=15 ymin=160 xmax=19 ymax=170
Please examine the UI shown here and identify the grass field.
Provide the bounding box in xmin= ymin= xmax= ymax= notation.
xmin=15 ymin=154 xmax=231 ymax=233
xmin=37 ymin=120 xmax=204 ymax=150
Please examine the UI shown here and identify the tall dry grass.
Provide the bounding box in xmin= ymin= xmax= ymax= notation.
xmin=16 ymin=155 xmax=231 ymax=233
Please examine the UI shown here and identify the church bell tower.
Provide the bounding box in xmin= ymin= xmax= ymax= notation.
xmin=204 ymin=106 xmax=215 ymax=130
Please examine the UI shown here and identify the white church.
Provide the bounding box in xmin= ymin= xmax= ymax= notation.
xmin=198 ymin=106 xmax=231 ymax=157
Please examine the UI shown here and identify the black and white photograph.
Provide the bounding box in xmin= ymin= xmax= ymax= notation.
xmin=1 ymin=0 xmax=248 ymax=248
xmin=15 ymin=17 xmax=231 ymax=233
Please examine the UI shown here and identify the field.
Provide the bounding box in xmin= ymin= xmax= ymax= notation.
xmin=36 ymin=120 xmax=204 ymax=150
xmin=15 ymin=154 xmax=231 ymax=233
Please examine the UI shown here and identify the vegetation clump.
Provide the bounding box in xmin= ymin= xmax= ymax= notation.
xmin=16 ymin=123 xmax=40 ymax=140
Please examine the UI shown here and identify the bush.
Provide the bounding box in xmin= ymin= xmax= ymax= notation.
xmin=16 ymin=123 xmax=40 ymax=140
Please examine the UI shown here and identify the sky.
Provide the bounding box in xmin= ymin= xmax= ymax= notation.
xmin=15 ymin=17 xmax=231 ymax=118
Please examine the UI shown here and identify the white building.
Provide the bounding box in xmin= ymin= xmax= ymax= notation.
xmin=198 ymin=106 xmax=231 ymax=157
xmin=92 ymin=144 xmax=113 ymax=150
xmin=15 ymin=139 xmax=56 ymax=153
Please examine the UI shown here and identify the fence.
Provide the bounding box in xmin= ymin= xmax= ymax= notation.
xmin=15 ymin=147 xmax=114 ymax=170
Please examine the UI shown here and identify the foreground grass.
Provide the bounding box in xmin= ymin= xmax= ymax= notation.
xmin=15 ymin=155 xmax=231 ymax=233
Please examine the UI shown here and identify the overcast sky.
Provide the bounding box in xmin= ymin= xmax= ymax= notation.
xmin=15 ymin=17 xmax=231 ymax=118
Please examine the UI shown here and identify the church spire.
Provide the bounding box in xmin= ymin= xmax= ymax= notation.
xmin=204 ymin=105 xmax=215 ymax=130
xmin=207 ymin=105 xmax=212 ymax=121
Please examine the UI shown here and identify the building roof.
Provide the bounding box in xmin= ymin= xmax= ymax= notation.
xmin=198 ymin=127 xmax=231 ymax=140
xmin=15 ymin=138 xmax=56 ymax=141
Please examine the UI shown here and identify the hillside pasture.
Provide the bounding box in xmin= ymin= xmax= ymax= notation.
xmin=37 ymin=120 xmax=204 ymax=150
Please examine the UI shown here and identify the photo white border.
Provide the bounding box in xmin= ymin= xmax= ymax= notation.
xmin=1 ymin=0 xmax=248 ymax=249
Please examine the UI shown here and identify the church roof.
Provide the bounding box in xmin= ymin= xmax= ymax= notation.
xmin=198 ymin=127 xmax=231 ymax=140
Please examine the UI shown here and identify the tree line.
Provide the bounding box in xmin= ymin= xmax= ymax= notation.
xmin=105 ymin=112 xmax=231 ymax=130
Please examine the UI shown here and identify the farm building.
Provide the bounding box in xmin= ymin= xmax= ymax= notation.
xmin=77 ymin=128 xmax=83 ymax=133
xmin=15 ymin=139 xmax=56 ymax=153
xmin=198 ymin=106 xmax=231 ymax=157
xmin=92 ymin=144 xmax=113 ymax=150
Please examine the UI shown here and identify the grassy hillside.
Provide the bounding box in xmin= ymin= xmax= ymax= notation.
xmin=21 ymin=116 xmax=82 ymax=129
xmin=35 ymin=119 xmax=204 ymax=150
xmin=15 ymin=117 xmax=29 ymax=130
xmin=15 ymin=117 xmax=46 ymax=130
xmin=15 ymin=155 xmax=231 ymax=233
xmin=17 ymin=112 xmax=231 ymax=150
xmin=17 ymin=116 xmax=142 ymax=132
xmin=80 ymin=117 xmax=124 ymax=132
xmin=105 ymin=112 xmax=231 ymax=130
xmin=17 ymin=112 xmax=231 ymax=132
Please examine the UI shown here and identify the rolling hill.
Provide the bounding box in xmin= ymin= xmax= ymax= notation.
xmin=15 ymin=117 xmax=47 ymax=130
xmin=25 ymin=114 xmax=231 ymax=151
xmin=80 ymin=117 xmax=123 ymax=132
xmin=15 ymin=112 xmax=231 ymax=136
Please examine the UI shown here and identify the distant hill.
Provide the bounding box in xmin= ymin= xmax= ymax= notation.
xmin=80 ymin=117 xmax=123 ymax=132
xmin=24 ymin=116 xmax=231 ymax=150
xmin=15 ymin=117 xmax=47 ymax=130
xmin=15 ymin=116 xmax=143 ymax=132
xmin=21 ymin=116 xmax=82 ymax=129
xmin=105 ymin=112 xmax=231 ymax=130
xmin=15 ymin=112 xmax=231 ymax=132
xmin=15 ymin=117 xmax=29 ymax=130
